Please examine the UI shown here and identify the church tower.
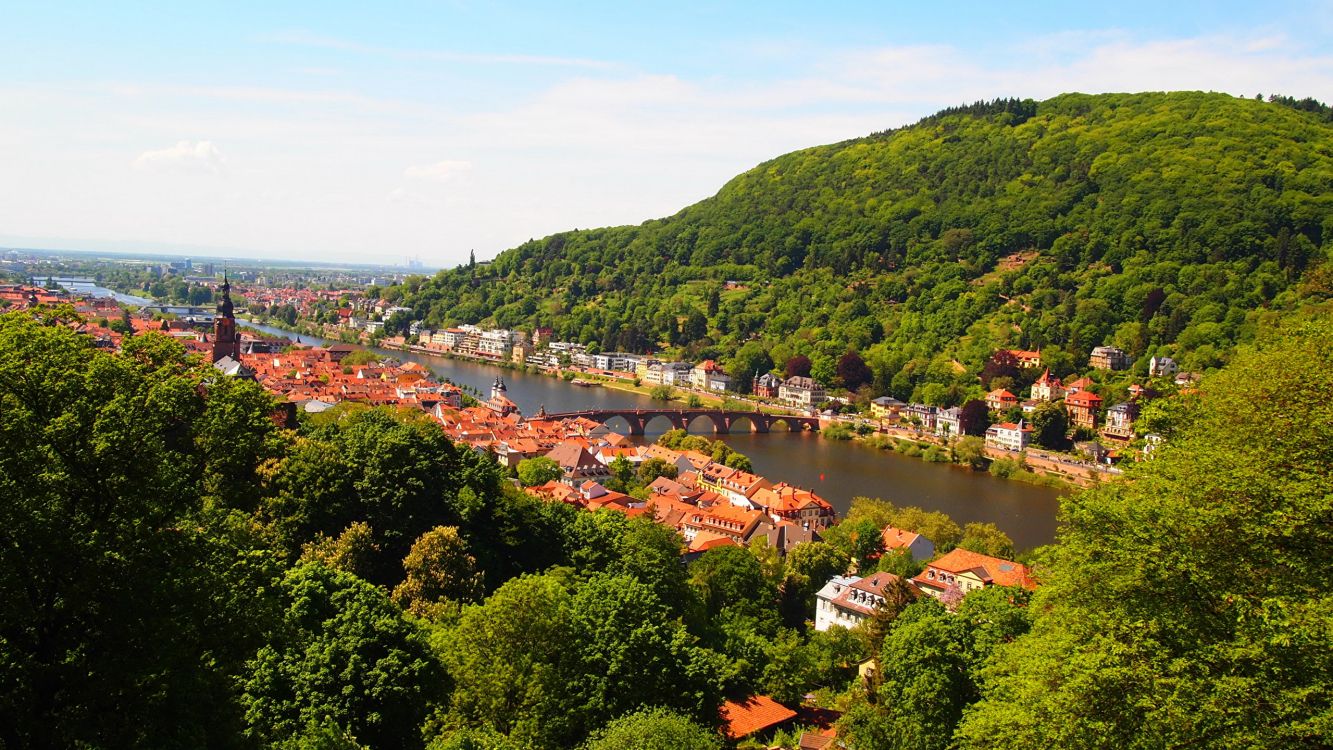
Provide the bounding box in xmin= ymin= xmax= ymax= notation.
xmin=490 ymin=376 xmax=507 ymax=402
xmin=211 ymin=271 xmax=241 ymax=363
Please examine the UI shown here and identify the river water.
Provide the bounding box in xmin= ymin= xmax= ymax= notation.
xmin=53 ymin=278 xmax=155 ymax=307
xmin=245 ymin=321 xmax=1065 ymax=550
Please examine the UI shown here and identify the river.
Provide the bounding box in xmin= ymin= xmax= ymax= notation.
xmin=52 ymin=278 xmax=155 ymax=307
xmin=245 ymin=321 xmax=1065 ymax=550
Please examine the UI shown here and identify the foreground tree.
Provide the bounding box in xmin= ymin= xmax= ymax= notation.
xmin=517 ymin=456 xmax=563 ymax=486
xmin=241 ymin=563 xmax=445 ymax=749
xmin=956 ymin=320 xmax=1333 ymax=748
xmin=0 ymin=316 xmax=282 ymax=748
xmin=582 ymin=707 xmax=721 ymax=750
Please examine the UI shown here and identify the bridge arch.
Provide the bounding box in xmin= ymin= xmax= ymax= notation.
xmin=685 ymin=412 xmax=727 ymax=434
xmin=641 ymin=413 xmax=685 ymax=435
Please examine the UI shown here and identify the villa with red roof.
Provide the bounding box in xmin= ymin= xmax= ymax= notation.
xmin=985 ymin=388 xmax=1018 ymax=412
xmin=1064 ymin=389 xmax=1103 ymax=429
xmin=912 ymin=548 xmax=1036 ymax=599
xmin=1030 ymin=368 xmax=1064 ymax=401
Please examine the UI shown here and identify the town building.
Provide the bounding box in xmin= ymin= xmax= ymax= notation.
xmin=753 ymin=372 xmax=781 ymax=399
xmin=698 ymin=463 xmax=772 ymax=508
xmin=814 ymin=572 xmax=916 ymax=631
xmin=881 ymin=526 xmax=935 ymax=562
xmin=1003 ymin=349 xmax=1044 ymax=369
xmin=751 ymin=483 xmax=836 ymax=530
xmin=692 ymin=360 xmax=732 ymax=392
xmin=1101 ymin=402 xmax=1136 ymax=441
xmin=912 ymin=548 xmax=1036 ymax=599
xmin=985 ymin=388 xmax=1018 ymax=412
xmin=984 ymin=421 xmax=1032 ymax=452
xmin=1089 ymin=345 xmax=1130 ymax=371
xmin=778 ymin=376 xmax=827 ymax=410
xmin=870 ymin=396 xmax=905 ymax=419
xmin=211 ymin=273 xmax=241 ymax=363
xmin=901 ymin=403 xmax=936 ymax=431
xmin=1064 ymin=389 xmax=1103 ymax=430
xmin=1030 ymin=368 xmax=1064 ymax=402
xmin=1148 ymin=356 xmax=1178 ymax=379
xmin=935 ymin=406 xmax=962 ymax=438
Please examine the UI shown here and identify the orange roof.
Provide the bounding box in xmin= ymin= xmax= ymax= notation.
xmin=1065 ymin=390 xmax=1102 ymax=407
xmin=881 ymin=525 xmax=922 ymax=551
xmin=721 ymin=696 xmax=797 ymax=740
xmin=917 ymin=548 xmax=1036 ymax=590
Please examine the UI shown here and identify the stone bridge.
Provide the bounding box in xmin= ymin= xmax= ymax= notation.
xmin=535 ymin=408 xmax=821 ymax=436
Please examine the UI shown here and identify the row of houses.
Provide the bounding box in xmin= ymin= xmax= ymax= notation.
xmin=815 ymin=533 xmax=1036 ymax=632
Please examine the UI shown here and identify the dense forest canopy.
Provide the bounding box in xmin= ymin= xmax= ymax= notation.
xmin=390 ymin=91 xmax=1333 ymax=401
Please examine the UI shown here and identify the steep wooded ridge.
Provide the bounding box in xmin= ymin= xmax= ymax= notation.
xmin=394 ymin=91 xmax=1333 ymax=396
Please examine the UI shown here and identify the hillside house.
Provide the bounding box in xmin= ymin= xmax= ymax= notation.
xmin=1089 ymin=345 xmax=1130 ymax=371
xmin=1064 ymin=390 xmax=1103 ymax=430
xmin=912 ymin=548 xmax=1036 ymax=599
xmin=815 ymin=572 xmax=917 ymax=631
xmin=1030 ymin=368 xmax=1064 ymax=402
xmin=985 ymin=388 xmax=1018 ymax=412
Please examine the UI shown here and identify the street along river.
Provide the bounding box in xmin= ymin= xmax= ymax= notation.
xmin=245 ymin=322 xmax=1065 ymax=551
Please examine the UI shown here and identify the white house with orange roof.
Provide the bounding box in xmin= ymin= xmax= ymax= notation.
xmin=985 ymin=421 xmax=1032 ymax=452
xmin=1030 ymin=368 xmax=1064 ymax=402
xmin=692 ymin=360 xmax=732 ymax=392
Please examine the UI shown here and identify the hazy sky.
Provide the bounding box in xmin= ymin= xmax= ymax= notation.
xmin=3 ymin=2 xmax=1331 ymax=267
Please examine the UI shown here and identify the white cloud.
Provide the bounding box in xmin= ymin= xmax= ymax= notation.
xmin=404 ymin=159 xmax=473 ymax=183
xmin=133 ymin=140 xmax=225 ymax=173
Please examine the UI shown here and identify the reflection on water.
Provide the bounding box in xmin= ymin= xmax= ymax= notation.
xmin=245 ymin=321 xmax=1065 ymax=550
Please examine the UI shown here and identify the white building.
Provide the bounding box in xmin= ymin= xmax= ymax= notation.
xmin=1148 ymin=356 xmax=1178 ymax=379
xmin=693 ymin=360 xmax=732 ymax=392
xmin=935 ymin=406 xmax=962 ymax=438
xmin=814 ymin=573 xmax=912 ymax=632
xmin=778 ymin=376 xmax=826 ymax=409
xmin=984 ymin=421 xmax=1032 ymax=452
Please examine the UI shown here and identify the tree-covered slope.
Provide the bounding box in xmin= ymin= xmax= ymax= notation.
xmin=394 ymin=92 xmax=1333 ymax=399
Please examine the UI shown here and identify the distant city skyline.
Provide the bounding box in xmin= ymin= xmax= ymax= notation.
xmin=3 ymin=1 xmax=1331 ymax=266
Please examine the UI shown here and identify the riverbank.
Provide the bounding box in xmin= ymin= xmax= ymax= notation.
xmin=246 ymin=318 xmax=1098 ymax=491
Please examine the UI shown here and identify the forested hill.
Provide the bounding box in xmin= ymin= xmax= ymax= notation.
xmin=393 ymin=91 xmax=1333 ymax=400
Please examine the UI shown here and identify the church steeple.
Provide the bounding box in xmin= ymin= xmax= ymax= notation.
xmin=217 ymin=270 xmax=235 ymax=318
xmin=211 ymin=269 xmax=241 ymax=363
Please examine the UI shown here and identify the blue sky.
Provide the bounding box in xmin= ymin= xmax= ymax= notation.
xmin=3 ymin=2 xmax=1331 ymax=267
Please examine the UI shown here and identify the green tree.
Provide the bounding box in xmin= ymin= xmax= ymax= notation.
xmin=843 ymin=600 xmax=969 ymax=750
xmin=0 ymin=315 xmax=282 ymax=748
xmin=957 ymin=522 xmax=1016 ymax=559
xmin=1029 ymin=401 xmax=1070 ymax=450
xmin=689 ymin=544 xmax=777 ymax=620
xmin=581 ymin=707 xmax=722 ymax=750
xmin=637 ymin=457 xmax=678 ymax=484
xmin=299 ymin=521 xmax=380 ymax=580
xmin=392 ymin=525 xmax=485 ymax=618
xmin=957 ymin=320 xmax=1333 ymax=749
xmin=952 ymin=435 xmax=988 ymax=469
xmin=821 ymin=517 xmax=884 ymax=573
xmin=516 ymin=456 xmax=563 ymax=486
xmin=240 ymin=563 xmax=445 ymax=750
xmin=781 ymin=541 xmax=850 ymax=624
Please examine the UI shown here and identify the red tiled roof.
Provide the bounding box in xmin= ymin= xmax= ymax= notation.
xmin=720 ymin=696 xmax=797 ymax=740
xmin=915 ymin=548 xmax=1036 ymax=590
